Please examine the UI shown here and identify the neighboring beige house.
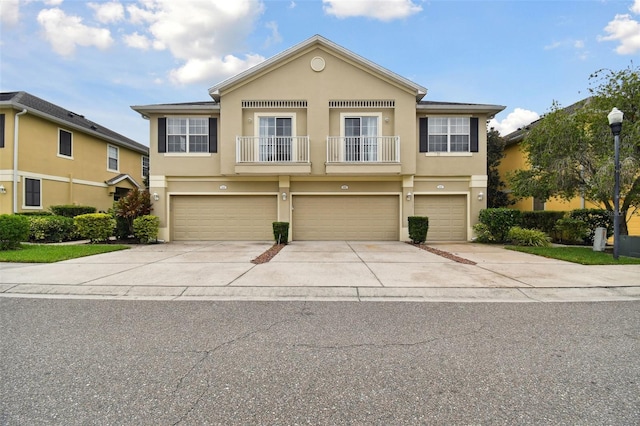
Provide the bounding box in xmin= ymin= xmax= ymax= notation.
xmin=132 ymin=35 xmax=504 ymax=242
xmin=0 ymin=91 xmax=149 ymax=214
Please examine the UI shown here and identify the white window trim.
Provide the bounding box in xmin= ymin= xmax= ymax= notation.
xmin=253 ymin=113 xmax=297 ymax=161
xmin=339 ymin=112 xmax=382 ymax=162
xmin=166 ymin=117 xmax=210 ymax=154
xmin=57 ymin=128 xmax=73 ymax=159
xmin=142 ymin=155 xmax=149 ymax=178
xmin=107 ymin=144 xmax=119 ymax=172
xmin=427 ymin=116 xmax=471 ymax=153
xmin=23 ymin=177 xmax=42 ymax=209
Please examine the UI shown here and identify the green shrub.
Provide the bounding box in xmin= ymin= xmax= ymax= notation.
xmin=473 ymin=223 xmax=497 ymax=243
xmin=477 ymin=208 xmax=522 ymax=243
xmin=17 ymin=211 xmax=53 ymax=216
xmin=113 ymin=188 xmax=152 ymax=238
xmin=408 ymin=216 xmax=429 ymax=244
xmin=133 ymin=215 xmax=159 ymax=244
xmin=0 ymin=214 xmax=30 ymax=250
xmin=272 ymin=222 xmax=289 ymax=244
xmin=74 ymin=213 xmax=115 ymax=243
xmin=507 ymin=226 xmax=551 ymax=247
xmin=520 ymin=211 xmax=565 ymax=242
xmin=554 ymin=217 xmax=589 ymax=244
xmin=28 ymin=215 xmax=76 ymax=243
xmin=50 ymin=205 xmax=97 ymax=218
xmin=569 ymin=209 xmax=613 ymax=244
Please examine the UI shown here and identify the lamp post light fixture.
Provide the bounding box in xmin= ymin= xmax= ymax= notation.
xmin=607 ymin=107 xmax=623 ymax=260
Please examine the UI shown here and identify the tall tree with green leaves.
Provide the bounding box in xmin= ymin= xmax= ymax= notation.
xmin=508 ymin=64 xmax=640 ymax=235
xmin=487 ymin=128 xmax=512 ymax=208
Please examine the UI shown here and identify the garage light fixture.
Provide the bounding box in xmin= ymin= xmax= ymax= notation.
xmin=0 ymin=185 xmax=5 ymax=194
xmin=152 ymin=192 xmax=160 ymax=201
xmin=282 ymin=192 xmax=287 ymax=201
xmin=477 ymin=192 xmax=484 ymax=201
xmin=406 ymin=192 xmax=412 ymax=201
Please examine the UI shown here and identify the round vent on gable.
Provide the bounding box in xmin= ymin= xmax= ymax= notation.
xmin=310 ymin=56 xmax=326 ymax=72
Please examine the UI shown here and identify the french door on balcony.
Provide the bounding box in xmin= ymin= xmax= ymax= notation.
xmin=259 ymin=117 xmax=292 ymax=162
xmin=345 ymin=116 xmax=378 ymax=162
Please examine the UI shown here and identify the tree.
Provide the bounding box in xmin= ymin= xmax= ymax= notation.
xmin=508 ymin=64 xmax=640 ymax=235
xmin=486 ymin=128 xmax=512 ymax=208
xmin=113 ymin=188 xmax=153 ymax=238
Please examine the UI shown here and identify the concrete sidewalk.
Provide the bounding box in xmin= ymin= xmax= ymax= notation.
xmin=1 ymin=241 xmax=639 ymax=302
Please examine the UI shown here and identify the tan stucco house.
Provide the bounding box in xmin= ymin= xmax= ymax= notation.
xmin=132 ymin=35 xmax=504 ymax=242
xmin=0 ymin=92 xmax=149 ymax=214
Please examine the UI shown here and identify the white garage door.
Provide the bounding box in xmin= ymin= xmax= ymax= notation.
xmin=293 ymin=195 xmax=399 ymax=240
xmin=172 ymin=195 xmax=277 ymax=241
xmin=414 ymin=195 xmax=467 ymax=241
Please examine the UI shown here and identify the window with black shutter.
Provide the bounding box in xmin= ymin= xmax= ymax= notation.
xmin=59 ymin=129 xmax=72 ymax=157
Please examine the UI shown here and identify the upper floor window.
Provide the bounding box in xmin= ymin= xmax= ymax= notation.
xmin=107 ymin=145 xmax=119 ymax=171
xmin=344 ymin=115 xmax=379 ymax=161
xmin=59 ymin=129 xmax=72 ymax=158
xmin=142 ymin=155 xmax=149 ymax=177
xmin=258 ymin=116 xmax=292 ymax=161
xmin=419 ymin=117 xmax=478 ymax=153
xmin=24 ymin=178 xmax=41 ymax=208
xmin=0 ymin=114 xmax=6 ymax=148
xmin=428 ymin=117 xmax=469 ymax=152
xmin=167 ymin=117 xmax=209 ymax=153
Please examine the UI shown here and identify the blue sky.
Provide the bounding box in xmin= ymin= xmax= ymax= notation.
xmin=1 ymin=0 xmax=639 ymax=145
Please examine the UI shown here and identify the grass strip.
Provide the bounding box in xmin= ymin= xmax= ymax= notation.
xmin=506 ymin=246 xmax=640 ymax=265
xmin=0 ymin=244 xmax=130 ymax=263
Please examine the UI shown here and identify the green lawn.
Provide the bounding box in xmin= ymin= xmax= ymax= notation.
xmin=0 ymin=244 xmax=130 ymax=263
xmin=506 ymin=246 xmax=640 ymax=265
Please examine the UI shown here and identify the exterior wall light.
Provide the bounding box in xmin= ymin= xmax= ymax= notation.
xmin=406 ymin=192 xmax=412 ymax=201
xmin=341 ymin=185 xmax=349 ymax=190
xmin=282 ymin=192 xmax=287 ymax=201
xmin=0 ymin=185 xmax=6 ymax=194
xmin=477 ymin=192 xmax=484 ymax=201
xmin=153 ymin=192 xmax=160 ymax=201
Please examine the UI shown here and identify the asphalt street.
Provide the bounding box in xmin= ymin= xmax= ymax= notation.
xmin=1 ymin=298 xmax=639 ymax=425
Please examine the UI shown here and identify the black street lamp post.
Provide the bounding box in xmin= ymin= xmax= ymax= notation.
xmin=607 ymin=107 xmax=623 ymax=260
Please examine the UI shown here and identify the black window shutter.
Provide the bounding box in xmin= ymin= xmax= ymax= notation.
xmin=419 ymin=117 xmax=428 ymax=152
xmin=158 ymin=117 xmax=166 ymax=153
xmin=470 ymin=117 xmax=479 ymax=152
xmin=208 ymin=117 xmax=217 ymax=153
xmin=0 ymin=114 xmax=5 ymax=148
xmin=59 ymin=129 xmax=72 ymax=156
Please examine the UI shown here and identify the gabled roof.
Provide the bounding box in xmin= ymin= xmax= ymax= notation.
xmin=105 ymin=173 xmax=141 ymax=188
xmin=418 ymin=101 xmax=505 ymax=118
xmin=207 ymin=35 xmax=428 ymax=102
xmin=504 ymin=97 xmax=592 ymax=146
xmin=0 ymin=91 xmax=148 ymax=155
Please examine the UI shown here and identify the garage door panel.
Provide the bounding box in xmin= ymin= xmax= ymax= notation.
xmin=415 ymin=195 xmax=467 ymax=242
xmin=172 ymin=195 xmax=277 ymax=241
xmin=293 ymin=195 xmax=399 ymax=241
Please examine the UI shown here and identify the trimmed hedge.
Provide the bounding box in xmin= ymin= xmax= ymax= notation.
xmin=272 ymin=222 xmax=289 ymax=245
xmin=477 ymin=208 xmax=522 ymax=243
xmin=520 ymin=211 xmax=565 ymax=242
xmin=569 ymin=209 xmax=613 ymax=244
xmin=50 ymin=205 xmax=97 ymax=218
xmin=0 ymin=214 xmax=30 ymax=250
xmin=133 ymin=215 xmax=159 ymax=244
xmin=408 ymin=216 xmax=429 ymax=244
xmin=28 ymin=215 xmax=76 ymax=243
xmin=74 ymin=213 xmax=115 ymax=243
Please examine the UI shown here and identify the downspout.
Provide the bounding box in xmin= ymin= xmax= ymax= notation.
xmin=13 ymin=109 xmax=27 ymax=213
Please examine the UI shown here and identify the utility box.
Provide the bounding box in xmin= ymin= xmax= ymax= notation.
xmin=593 ymin=227 xmax=607 ymax=252
xmin=619 ymin=235 xmax=640 ymax=258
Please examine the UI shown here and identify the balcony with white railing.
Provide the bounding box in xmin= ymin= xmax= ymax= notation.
xmin=326 ymin=136 xmax=401 ymax=174
xmin=235 ymin=136 xmax=311 ymax=174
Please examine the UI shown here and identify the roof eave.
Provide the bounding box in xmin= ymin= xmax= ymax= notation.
xmin=417 ymin=103 xmax=506 ymax=118
xmin=131 ymin=104 xmax=220 ymax=117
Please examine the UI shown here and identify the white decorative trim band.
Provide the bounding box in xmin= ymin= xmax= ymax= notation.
xmin=242 ymin=100 xmax=308 ymax=108
xmin=329 ymin=100 xmax=395 ymax=108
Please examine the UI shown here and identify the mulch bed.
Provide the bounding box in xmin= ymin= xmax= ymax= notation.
xmin=251 ymin=243 xmax=286 ymax=264
xmin=409 ymin=242 xmax=477 ymax=265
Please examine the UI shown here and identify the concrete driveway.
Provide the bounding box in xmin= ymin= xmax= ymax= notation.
xmin=1 ymin=241 xmax=639 ymax=302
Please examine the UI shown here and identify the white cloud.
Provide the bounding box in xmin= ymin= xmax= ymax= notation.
xmin=123 ymin=31 xmax=151 ymax=49
xmin=323 ymin=0 xmax=422 ymax=21
xmin=0 ymin=0 xmax=20 ymax=27
xmin=124 ymin=0 xmax=266 ymax=84
xmin=169 ymin=53 xmax=264 ymax=85
xmin=88 ymin=1 xmax=125 ymax=24
xmin=599 ymin=13 xmax=640 ymax=54
xmin=37 ymin=8 xmax=113 ymax=56
xmin=632 ymin=0 xmax=640 ymax=14
xmin=264 ymin=21 xmax=282 ymax=47
xmin=44 ymin=0 xmax=64 ymax=5
xmin=489 ymin=108 xmax=540 ymax=136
